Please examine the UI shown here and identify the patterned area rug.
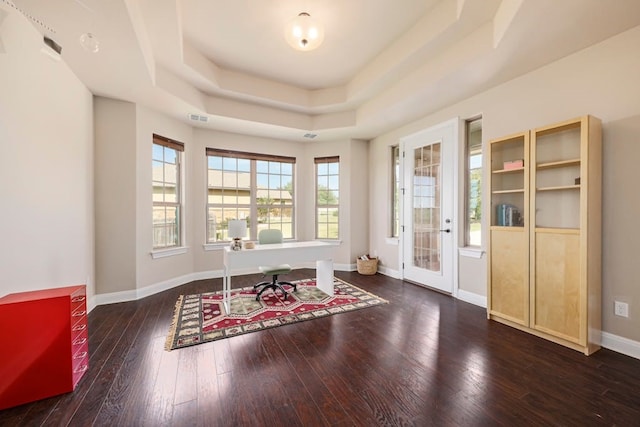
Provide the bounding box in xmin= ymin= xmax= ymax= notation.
xmin=165 ymin=277 xmax=388 ymax=350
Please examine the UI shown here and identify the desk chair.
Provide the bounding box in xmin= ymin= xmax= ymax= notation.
xmin=254 ymin=229 xmax=297 ymax=301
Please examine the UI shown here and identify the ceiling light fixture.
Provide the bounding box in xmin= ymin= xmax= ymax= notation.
xmin=284 ymin=12 xmax=324 ymax=51
xmin=79 ymin=32 xmax=99 ymax=53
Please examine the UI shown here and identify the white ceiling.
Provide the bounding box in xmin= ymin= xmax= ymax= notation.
xmin=8 ymin=0 xmax=640 ymax=142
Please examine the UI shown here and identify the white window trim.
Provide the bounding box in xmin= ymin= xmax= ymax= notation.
xmin=458 ymin=247 xmax=484 ymax=259
xmin=150 ymin=246 xmax=188 ymax=259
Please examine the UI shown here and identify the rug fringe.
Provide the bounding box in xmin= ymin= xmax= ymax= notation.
xmin=164 ymin=295 xmax=184 ymax=351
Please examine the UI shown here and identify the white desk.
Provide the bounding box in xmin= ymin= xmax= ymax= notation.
xmin=222 ymin=240 xmax=340 ymax=311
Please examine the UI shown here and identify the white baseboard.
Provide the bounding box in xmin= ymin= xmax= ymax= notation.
xmin=457 ymin=289 xmax=487 ymax=308
xmin=93 ymin=270 xmax=222 ymax=306
xmin=377 ymin=265 xmax=401 ymax=279
xmin=93 ymin=264 xmax=357 ymax=307
xmin=601 ymin=331 xmax=640 ymax=360
xmin=91 ymin=268 xmax=640 ymax=362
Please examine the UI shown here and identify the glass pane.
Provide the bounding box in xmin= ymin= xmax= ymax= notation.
xmin=237 ymin=171 xmax=250 ymax=189
xmin=269 ymin=161 xmax=281 ymax=174
xmin=328 ymin=175 xmax=339 ymax=190
xmin=257 ymin=160 xmax=268 ymax=173
xmin=413 ymin=143 xmax=441 ymax=273
xmin=257 ymin=173 xmax=269 ymax=188
xmin=152 ymin=161 xmax=163 ymax=181
xmin=222 ymin=192 xmax=237 ymax=204
xmin=152 ymin=144 xmax=164 ymax=161
xmin=317 ymin=163 xmax=328 ymax=175
xmin=207 ymin=208 xmax=222 ymax=242
xmin=208 ymin=156 xmax=222 ymax=169
xmin=281 ymin=222 xmax=293 ymax=239
xmin=327 ymin=207 xmax=339 ymax=223
xmin=223 ymin=157 xmax=237 ymax=171
xmin=318 ymin=175 xmax=329 ymax=189
xmin=208 ymin=190 xmax=222 ymax=204
xmin=164 ymin=148 xmax=176 ymax=164
xmin=152 ymin=185 xmax=164 ymax=202
xmin=282 ymin=163 xmax=293 ymax=175
xmin=209 ymin=170 xmax=223 ymax=187
xmin=328 ymin=162 xmax=339 ymax=174
xmin=238 ymin=158 xmax=250 ymax=172
xmin=282 ymin=176 xmax=293 ymax=192
xmin=164 ymin=184 xmax=177 ymax=203
xmin=238 ymin=191 xmax=251 ymax=204
xmin=164 ymin=164 xmax=177 ymax=185
xmin=317 ymin=223 xmax=328 ymax=239
xmin=269 ymin=175 xmax=280 ymax=189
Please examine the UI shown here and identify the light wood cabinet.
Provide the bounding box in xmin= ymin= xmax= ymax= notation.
xmin=488 ymin=116 xmax=601 ymax=355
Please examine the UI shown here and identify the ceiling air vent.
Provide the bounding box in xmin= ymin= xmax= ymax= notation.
xmin=188 ymin=113 xmax=209 ymax=123
xmin=303 ymin=133 xmax=317 ymax=139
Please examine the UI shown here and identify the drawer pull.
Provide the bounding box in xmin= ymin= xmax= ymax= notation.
xmin=72 ymin=324 xmax=87 ymax=332
xmin=72 ymin=310 xmax=86 ymax=317
xmin=74 ymin=365 xmax=88 ymax=374
xmin=73 ymin=337 xmax=87 ymax=345
xmin=71 ymin=296 xmax=86 ymax=303
xmin=74 ymin=351 xmax=88 ymax=360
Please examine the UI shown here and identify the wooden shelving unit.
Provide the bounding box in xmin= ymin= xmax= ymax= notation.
xmin=488 ymin=115 xmax=602 ymax=355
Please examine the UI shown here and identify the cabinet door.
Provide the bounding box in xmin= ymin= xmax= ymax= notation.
xmin=488 ymin=132 xmax=529 ymax=324
xmin=489 ymin=228 xmax=528 ymax=325
xmin=532 ymin=231 xmax=582 ymax=344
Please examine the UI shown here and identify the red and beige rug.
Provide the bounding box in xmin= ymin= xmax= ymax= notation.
xmin=165 ymin=277 xmax=387 ymax=350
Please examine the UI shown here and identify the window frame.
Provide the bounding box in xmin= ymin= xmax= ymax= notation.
xmin=315 ymin=156 xmax=340 ymax=240
xmin=391 ymin=145 xmax=401 ymax=238
xmin=152 ymin=134 xmax=184 ymax=250
xmin=464 ymin=118 xmax=483 ymax=248
xmin=205 ymin=148 xmax=296 ymax=243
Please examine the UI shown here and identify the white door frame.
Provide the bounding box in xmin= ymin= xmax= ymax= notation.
xmin=399 ymin=118 xmax=459 ymax=297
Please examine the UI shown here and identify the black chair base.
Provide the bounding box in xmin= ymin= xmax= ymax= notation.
xmin=254 ymin=274 xmax=297 ymax=301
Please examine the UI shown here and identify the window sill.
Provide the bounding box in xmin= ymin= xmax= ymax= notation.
xmin=458 ymin=247 xmax=484 ymax=259
xmin=203 ymin=243 xmax=229 ymax=251
xmin=150 ymin=246 xmax=188 ymax=259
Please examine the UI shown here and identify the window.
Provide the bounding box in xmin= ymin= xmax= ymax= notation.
xmin=391 ymin=145 xmax=401 ymax=237
xmin=315 ymin=156 xmax=339 ymax=239
xmin=465 ymin=118 xmax=482 ymax=247
xmin=206 ymin=148 xmax=295 ymax=242
xmin=152 ymin=134 xmax=184 ymax=249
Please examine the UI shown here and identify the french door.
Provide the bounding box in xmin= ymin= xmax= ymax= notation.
xmin=401 ymin=119 xmax=456 ymax=293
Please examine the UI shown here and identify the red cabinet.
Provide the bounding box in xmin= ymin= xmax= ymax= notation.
xmin=0 ymin=285 xmax=88 ymax=410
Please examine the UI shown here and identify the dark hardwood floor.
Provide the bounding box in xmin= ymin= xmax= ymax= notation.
xmin=2 ymin=270 xmax=640 ymax=426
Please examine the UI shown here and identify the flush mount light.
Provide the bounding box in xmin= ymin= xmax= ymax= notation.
xmin=284 ymin=12 xmax=324 ymax=51
xmin=79 ymin=32 xmax=99 ymax=53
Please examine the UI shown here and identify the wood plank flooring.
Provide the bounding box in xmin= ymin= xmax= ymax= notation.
xmin=2 ymin=270 xmax=640 ymax=426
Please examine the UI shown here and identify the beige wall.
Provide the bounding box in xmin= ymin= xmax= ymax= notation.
xmin=601 ymin=115 xmax=640 ymax=341
xmin=93 ymin=101 xmax=368 ymax=298
xmin=135 ymin=105 xmax=194 ymax=289
xmin=304 ymin=138 xmax=370 ymax=264
xmin=369 ymin=25 xmax=640 ymax=341
xmin=94 ymin=98 xmax=137 ymax=295
xmin=0 ymin=6 xmax=95 ymax=302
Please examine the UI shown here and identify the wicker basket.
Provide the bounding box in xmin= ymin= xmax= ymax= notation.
xmin=356 ymin=257 xmax=378 ymax=275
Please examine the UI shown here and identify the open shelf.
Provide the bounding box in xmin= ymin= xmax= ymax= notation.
xmin=537 ymin=159 xmax=581 ymax=170
xmin=537 ymin=185 xmax=580 ymax=192
xmin=492 ymin=189 xmax=525 ymax=194
xmin=493 ymin=167 xmax=525 ymax=174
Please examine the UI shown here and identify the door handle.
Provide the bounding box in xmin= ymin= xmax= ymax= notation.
xmin=439 ymin=228 xmax=451 ymax=233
